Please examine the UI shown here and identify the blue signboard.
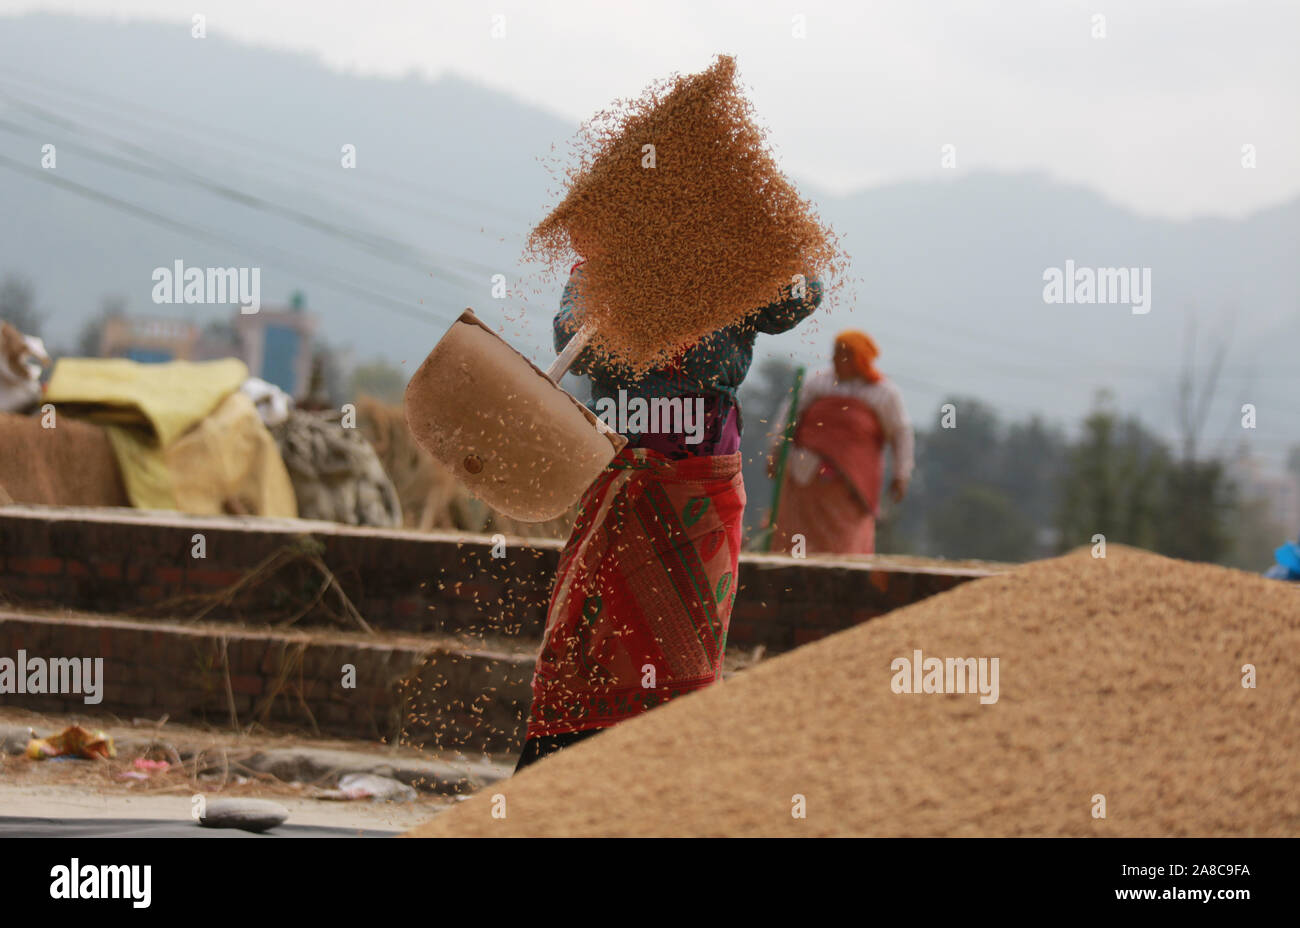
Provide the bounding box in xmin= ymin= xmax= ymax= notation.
xmin=126 ymin=348 xmax=173 ymax=364
xmin=262 ymin=324 xmax=301 ymax=395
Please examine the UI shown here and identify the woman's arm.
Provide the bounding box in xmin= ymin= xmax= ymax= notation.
xmin=557 ymin=265 xmax=822 ymax=370
xmin=751 ymin=272 xmax=823 ymax=335
xmin=877 ymin=380 xmax=915 ymax=501
xmin=553 ymin=266 xmax=593 ymax=375
xmin=880 ymin=381 xmax=915 ymax=482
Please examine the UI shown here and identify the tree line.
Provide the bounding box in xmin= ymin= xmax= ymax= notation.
xmin=739 ymin=358 xmax=1286 ymax=570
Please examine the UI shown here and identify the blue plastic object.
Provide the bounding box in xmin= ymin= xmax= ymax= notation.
xmin=1267 ymin=540 xmax=1300 ymax=581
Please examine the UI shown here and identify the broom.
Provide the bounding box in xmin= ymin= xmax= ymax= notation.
xmin=761 ymin=365 xmax=805 ymax=552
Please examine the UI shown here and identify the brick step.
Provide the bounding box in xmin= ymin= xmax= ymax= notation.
xmin=0 ymin=506 xmax=559 ymax=641
xmin=0 ymin=506 xmax=999 ymax=651
xmin=0 ymin=608 xmax=536 ymax=754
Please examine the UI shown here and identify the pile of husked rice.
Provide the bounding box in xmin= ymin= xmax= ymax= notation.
xmin=408 ymin=546 xmax=1300 ymax=837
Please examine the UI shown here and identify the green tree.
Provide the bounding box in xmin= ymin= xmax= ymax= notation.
xmin=1155 ymin=312 xmax=1236 ymax=562
xmin=927 ymin=485 xmax=1037 ymax=561
xmin=75 ymin=297 xmax=126 ymax=357
xmin=1057 ymin=395 xmax=1171 ymax=553
xmin=994 ymin=416 xmax=1067 ymax=552
xmin=911 ymin=396 xmax=1006 ymax=556
xmin=1157 ymin=458 xmax=1235 ymax=562
xmin=884 ymin=396 xmax=1064 ymax=560
xmin=0 ymin=275 xmax=43 ymax=336
xmin=919 ymin=396 xmax=1003 ymax=502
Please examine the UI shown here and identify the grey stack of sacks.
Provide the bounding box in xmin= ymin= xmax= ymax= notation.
xmin=271 ymin=408 xmax=402 ymax=528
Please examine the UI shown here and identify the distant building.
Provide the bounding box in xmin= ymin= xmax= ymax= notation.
xmin=96 ymin=292 xmax=317 ymax=400
xmin=99 ymin=315 xmax=199 ymax=362
xmin=232 ymin=292 xmax=316 ymax=398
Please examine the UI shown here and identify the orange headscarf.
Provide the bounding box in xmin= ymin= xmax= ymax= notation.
xmin=834 ymin=330 xmax=882 ymax=383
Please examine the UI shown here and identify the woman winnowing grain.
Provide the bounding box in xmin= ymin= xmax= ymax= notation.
xmin=515 ymin=262 xmax=822 ymax=771
xmin=766 ymin=330 xmax=914 ymax=556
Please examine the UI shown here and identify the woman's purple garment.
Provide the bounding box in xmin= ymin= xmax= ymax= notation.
xmin=629 ymin=397 xmax=741 ymax=460
xmin=554 ymin=264 xmax=822 ymax=458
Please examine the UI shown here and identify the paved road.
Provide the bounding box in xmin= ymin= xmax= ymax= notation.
xmin=0 ymin=783 xmax=439 ymax=835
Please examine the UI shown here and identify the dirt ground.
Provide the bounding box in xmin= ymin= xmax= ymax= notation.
xmin=0 ymin=706 xmax=498 ymax=832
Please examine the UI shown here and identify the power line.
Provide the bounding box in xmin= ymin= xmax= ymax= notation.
xmin=0 ymin=71 xmax=1285 ymax=413
xmin=0 ymin=65 xmax=539 ymax=229
xmin=0 ymin=95 xmax=499 ymax=291
xmin=4 ymin=72 xmax=1280 ymax=393
xmin=0 ymin=152 xmax=460 ymax=329
xmin=7 ymin=141 xmax=1285 ymax=454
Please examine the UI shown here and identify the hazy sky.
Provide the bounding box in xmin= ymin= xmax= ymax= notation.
xmin=3 ymin=0 xmax=1298 ymax=220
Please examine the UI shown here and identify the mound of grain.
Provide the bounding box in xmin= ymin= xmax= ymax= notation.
xmin=527 ymin=55 xmax=842 ymax=373
xmin=408 ymin=546 xmax=1300 ymax=837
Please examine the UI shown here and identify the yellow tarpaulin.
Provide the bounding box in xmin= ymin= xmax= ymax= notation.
xmin=46 ymin=357 xmax=249 ymax=446
xmin=44 ymin=358 xmax=297 ymax=517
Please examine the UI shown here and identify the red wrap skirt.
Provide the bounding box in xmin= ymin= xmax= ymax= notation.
xmin=525 ymin=447 xmax=746 ymax=738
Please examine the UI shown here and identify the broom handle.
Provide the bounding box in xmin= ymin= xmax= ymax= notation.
xmin=546 ymin=324 xmax=593 ymax=383
xmin=763 ymin=365 xmax=805 ymax=552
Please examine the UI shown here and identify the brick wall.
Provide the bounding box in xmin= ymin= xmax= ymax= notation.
xmin=0 ymin=506 xmax=995 ymax=654
xmin=0 ymin=611 xmax=531 ymax=751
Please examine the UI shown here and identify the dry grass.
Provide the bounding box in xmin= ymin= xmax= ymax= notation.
xmin=3 ymin=718 xmax=314 ymax=800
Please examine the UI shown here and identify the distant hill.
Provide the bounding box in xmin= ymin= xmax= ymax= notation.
xmin=1 ymin=12 xmax=1295 ymax=460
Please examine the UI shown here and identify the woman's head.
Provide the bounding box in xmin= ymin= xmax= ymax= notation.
xmin=833 ymin=330 xmax=882 ymax=383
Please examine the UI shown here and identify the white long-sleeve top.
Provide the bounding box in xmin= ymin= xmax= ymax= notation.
xmin=768 ymin=368 xmax=915 ymax=485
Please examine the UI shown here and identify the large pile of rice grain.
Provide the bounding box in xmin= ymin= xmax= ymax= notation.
xmin=526 ymin=55 xmax=842 ymax=373
xmin=408 ymin=546 xmax=1299 ymax=837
